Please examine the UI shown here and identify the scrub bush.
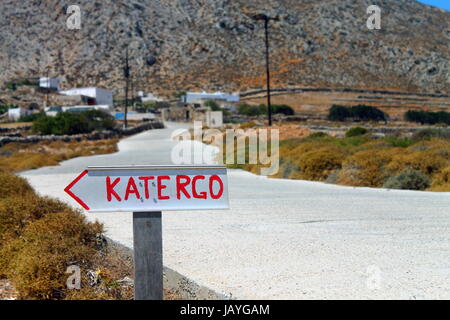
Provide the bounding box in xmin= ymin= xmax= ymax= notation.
xmin=387 ymin=150 xmax=447 ymax=176
xmin=328 ymin=104 xmax=387 ymax=122
xmin=412 ymin=128 xmax=450 ymax=141
xmin=328 ymin=105 xmax=351 ymax=121
xmin=384 ymin=169 xmax=431 ymax=190
xmin=346 ymin=127 xmax=368 ymax=137
xmin=295 ymin=148 xmax=346 ymax=181
xmin=32 ymin=110 xmax=115 ymax=135
xmin=337 ymin=149 xmax=397 ymax=187
xmin=0 ymin=195 xmax=68 ymax=245
xmin=405 ymin=110 xmax=450 ymax=125
xmin=0 ymin=172 xmax=34 ymax=199
xmin=5 ymin=210 xmax=103 ymax=299
xmin=430 ymin=166 xmax=450 ymax=192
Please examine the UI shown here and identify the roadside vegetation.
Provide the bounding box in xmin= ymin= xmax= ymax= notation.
xmin=405 ymin=110 xmax=450 ymax=125
xmin=0 ymin=139 xmax=118 ymax=172
xmin=222 ymin=126 xmax=450 ymax=192
xmin=237 ymin=103 xmax=294 ymax=117
xmin=32 ymin=110 xmax=116 ymax=135
xmin=328 ymin=104 xmax=388 ymax=122
xmin=0 ymin=172 xmax=134 ymax=299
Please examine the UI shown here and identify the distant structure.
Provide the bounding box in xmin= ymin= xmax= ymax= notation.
xmin=138 ymin=92 xmax=164 ymax=103
xmin=39 ymin=77 xmax=60 ymax=91
xmin=161 ymin=104 xmax=223 ymax=128
xmin=59 ymin=88 xmax=114 ymax=106
xmin=8 ymin=107 xmax=31 ymax=121
xmin=182 ymin=91 xmax=240 ymax=104
xmin=45 ymin=105 xmax=112 ymax=117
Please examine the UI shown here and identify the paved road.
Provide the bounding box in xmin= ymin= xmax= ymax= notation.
xmin=21 ymin=123 xmax=450 ymax=299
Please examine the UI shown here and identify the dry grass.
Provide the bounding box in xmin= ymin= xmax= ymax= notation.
xmin=0 ymin=172 xmax=181 ymax=300
xmin=0 ymin=122 xmax=32 ymax=129
xmin=220 ymin=124 xmax=450 ymax=191
xmin=0 ymin=139 xmax=118 ymax=172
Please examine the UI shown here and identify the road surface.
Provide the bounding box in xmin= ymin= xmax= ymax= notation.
xmin=21 ymin=122 xmax=450 ymax=299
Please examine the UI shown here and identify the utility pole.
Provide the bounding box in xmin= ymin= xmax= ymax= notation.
xmin=252 ymin=14 xmax=279 ymax=126
xmin=45 ymin=67 xmax=50 ymax=108
xmin=130 ymin=73 xmax=135 ymax=109
xmin=124 ymin=48 xmax=130 ymax=129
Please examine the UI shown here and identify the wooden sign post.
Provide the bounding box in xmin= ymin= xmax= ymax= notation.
xmin=65 ymin=165 xmax=229 ymax=300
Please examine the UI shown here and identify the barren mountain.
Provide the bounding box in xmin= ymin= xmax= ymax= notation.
xmin=0 ymin=0 xmax=448 ymax=96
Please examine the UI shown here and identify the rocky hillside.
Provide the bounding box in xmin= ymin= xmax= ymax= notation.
xmin=0 ymin=0 xmax=448 ymax=96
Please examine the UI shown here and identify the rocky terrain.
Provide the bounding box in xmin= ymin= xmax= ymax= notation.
xmin=0 ymin=0 xmax=448 ymax=96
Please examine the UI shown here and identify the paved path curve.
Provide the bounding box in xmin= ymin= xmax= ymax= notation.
xmin=21 ymin=123 xmax=450 ymax=299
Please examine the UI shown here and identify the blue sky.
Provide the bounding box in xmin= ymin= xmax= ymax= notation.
xmin=417 ymin=0 xmax=450 ymax=11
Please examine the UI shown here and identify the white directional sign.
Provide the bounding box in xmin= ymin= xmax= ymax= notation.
xmin=64 ymin=165 xmax=229 ymax=212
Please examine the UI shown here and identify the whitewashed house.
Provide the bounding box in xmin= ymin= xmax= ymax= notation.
xmin=39 ymin=77 xmax=60 ymax=91
xmin=139 ymin=92 xmax=164 ymax=103
xmin=8 ymin=107 xmax=31 ymax=121
xmin=60 ymin=88 xmax=114 ymax=106
xmin=45 ymin=105 xmax=113 ymax=116
xmin=183 ymin=91 xmax=240 ymax=104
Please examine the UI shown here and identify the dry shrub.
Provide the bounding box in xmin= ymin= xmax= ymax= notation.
xmin=0 ymin=140 xmax=118 ymax=173
xmin=384 ymin=169 xmax=431 ymax=190
xmin=337 ymin=149 xmax=398 ymax=187
xmin=0 ymin=195 xmax=69 ymax=243
xmin=387 ymin=150 xmax=447 ymax=176
xmin=64 ymin=288 xmax=115 ymax=300
xmin=294 ymin=148 xmax=346 ymax=181
xmin=430 ymin=166 xmax=450 ymax=192
xmin=0 ymin=153 xmax=60 ymax=171
xmin=5 ymin=210 xmax=103 ymax=299
xmin=0 ymin=172 xmax=34 ymax=199
xmin=0 ymin=196 xmax=69 ymax=276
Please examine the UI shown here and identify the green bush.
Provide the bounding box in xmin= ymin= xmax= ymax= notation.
xmin=307 ymin=132 xmax=329 ymax=139
xmin=384 ymin=136 xmax=415 ymax=148
xmin=350 ymin=105 xmax=387 ymax=122
xmin=237 ymin=103 xmax=265 ymax=116
xmin=18 ymin=111 xmax=46 ymax=122
xmin=204 ymin=100 xmax=221 ymax=111
xmin=237 ymin=104 xmax=294 ymax=116
xmin=405 ymin=110 xmax=450 ymax=125
xmin=412 ymin=128 xmax=450 ymax=141
xmin=32 ymin=110 xmax=115 ymax=135
xmin=272 ymin=104 xmax=294 ymax=116
xmin=384 ymin=168 xmax=431 ymax=191
xmin=328 ymin=104 xmax=387 ymax=122
xmin=0 ymin=104 xmax=18 ymax=114
xmin=328 ymin=105 xmax=352 ymax=121
xmin=346 ymin=127 xmax=368 ymax=137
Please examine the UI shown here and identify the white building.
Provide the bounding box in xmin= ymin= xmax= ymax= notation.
xmin=39 ymin=77 xmax=60 ymax=91
xmin=8 ymin=107 xmax=31 ymax=121
xmin=139 ymin=92 xmax=164 ymax=103
xmin=44 ymin=105 xmax=113 ymax=117
xmin=183 ymin=91 xmax=240 ymax=104
xmin=60 ymin=88 xmax=114 ymax=106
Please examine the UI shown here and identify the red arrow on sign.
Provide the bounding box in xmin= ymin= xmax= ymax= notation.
xmin=64 ymin=170 xmax=90 ymax=210
xmin=63 ymin=166 xmax=229 ymax=213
